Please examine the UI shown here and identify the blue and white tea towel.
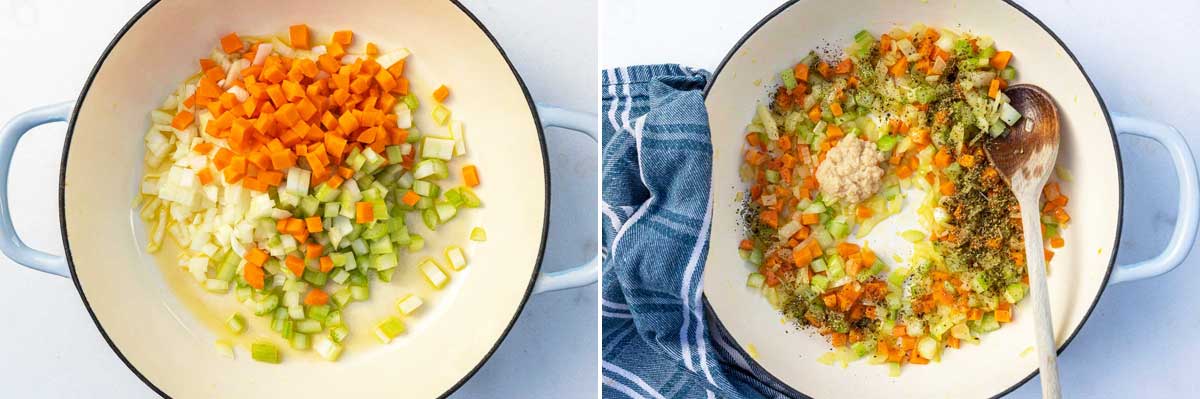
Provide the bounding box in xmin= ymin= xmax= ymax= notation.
xmin=601 ymin=65 xmax=803 ymax=399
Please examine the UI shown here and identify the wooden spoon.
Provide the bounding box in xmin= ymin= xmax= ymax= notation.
xmin=984 ymin=84 xmax=1062 ymax=399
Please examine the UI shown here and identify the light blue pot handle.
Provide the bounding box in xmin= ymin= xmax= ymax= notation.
xmin=1108 ymin=114 xmax=1200 ymax=285
xmin=0 ymin=101 xmax=74 ymax=278
xmin=531 ymin=104 xmax=598 ymax=295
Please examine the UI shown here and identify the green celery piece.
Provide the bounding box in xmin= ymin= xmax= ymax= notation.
xmin=422 ymin=209 xmax=440 ymax=230
xmin=251 ymin=342 xmax=281 ymax=364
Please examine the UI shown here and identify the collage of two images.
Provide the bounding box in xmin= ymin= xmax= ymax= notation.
xmin=1 ymin=0 xmax=1199 ymax=398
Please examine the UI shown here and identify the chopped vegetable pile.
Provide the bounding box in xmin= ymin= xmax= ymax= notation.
xmin=138 ymin=24 xmax=486 ymax=363
xmin=737 ymin=25 xmax=1071 ymax=374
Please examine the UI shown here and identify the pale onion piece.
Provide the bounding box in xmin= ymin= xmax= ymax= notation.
xmin=228 ymin=86 xmax=249 ymax=102
xmin=186 ymin=256 xmax=209 ymax=282
xmin=374 ymin=48 xmax=411 ymax=69
xmin=310 ymin=45 xmax=327 ymax=56
xmin=269 ymin=37 xmax=295 ymax=57
xmin=252 ymin=43 xmax=273 ymax=66
xmin=450 ymin=121 xmax=467 ymax=156
xmin=897 ymin=39 xmax=917 ymax=56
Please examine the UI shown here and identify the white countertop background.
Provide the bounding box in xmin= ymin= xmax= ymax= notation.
xmin=601 ymin=0 xmax=1200 ymax=398
xmin=0 ymin=0 xmax=597 ymax=398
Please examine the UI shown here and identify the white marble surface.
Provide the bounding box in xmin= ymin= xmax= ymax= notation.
xmin=601 ymin=0 xmax=1200 ymax=397
xmin=0 ymin=0 xmax=597 ymax=398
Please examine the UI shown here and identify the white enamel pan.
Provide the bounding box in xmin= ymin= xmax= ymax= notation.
xmin=0 ymin=0 xmax=596 ymax=397
xmin=701 ymin=0 xmax=1199 ymax=397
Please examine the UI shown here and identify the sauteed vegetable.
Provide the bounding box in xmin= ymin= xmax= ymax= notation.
xmin=736 ymin=25 xmax=1070 ymax=374
xmin=138 ymin=24 xmax=482 ymax=363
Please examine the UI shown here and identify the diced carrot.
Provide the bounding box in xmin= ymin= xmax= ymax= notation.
xmin=856 ymin=205 xmax=873 ymax=219
xmin=837 ymin=242 xmax=860 ymax=257
xmin=288 ymin=24 xmax=310 ymax=49
xmin=285 ymin=255 xmax=305 ymax=277
xmin=958 ymin=154 xmax=976 ymax=168
xmin=793 ymin=63 xmax=809 ymax=82
xmin=463 ymin=165 xmax=480 ymax=187
xmin=759 ymin=210 xmax=779 ymax=228
xmin=896 ymin=165 xmax=913 ymax=178
xmin=305 ymin=216 xmax=323 ymax=233
xmin=988 ymin=78 xmax=1001 ymax=98
xmin=196 ymin=168 xmax=214 ymax=185
xmin=401 ymin=190 xmax=421 ymax=207
xmin=243 ymin=264 xmax=265 ymax=289
xmin=244 ymin=247 xmax=269 ymax=267
xmin=940 ymin=182 xmax=956 ymax=196
xmin=831 ymin=332 xmax=847 ymax=348
xmin=1054 ymin=207 xmax=1070 ymax=223
xmin=860 ymin=247 xmax=876 ymax=266
xmin=169 ymin=111 xmax=195 ymax=132
xmin=933 ymin=147 xmax=952 ymax=168
xmin=304 ymin=288 xmax=329 ymax=306
xmin=830 ymin=102 xmax=843 ymax=117
xmin=801 ymin=213 xmax=820 ymax=225
xmin=192 ymin=142 xmax=214 ymax=155
xmin=947 ymin=336 xmax=961 ymax=349
xmin=990 ymin=51 xmax=1013 ymax=71
xmin=808 ymin=106 xmax=822 ymax=122
xmin=834 ymin=58 xmax=853 ymax=74
xmin=1050 ymin=236 xmax=1065 ymax=249
xmin=366 ymin=42 xmax=379 ymax=56
xmin=995 ymin=309 xmax=1012 ymax=323
xmin=319 ymin=256 xmax=334 ymax=273
xmin=909 ymin=349 xmax=929 ymax=364
xmin=332 ymin=30 xmax=354 ymax=45
xmin=284 ymin=218 xmax=305 ymax=235
xmin=816 ymin=61 xmax=832 ymax=79
xmin=433 ymin=85 xmax=450 ymax=103
xmin=890 ymin=57 xmax=908 ymax=77
xmin=893 ymin=325 xmax=907 ymax=337
xmin=305 ymin=242 xmax=323 ymax=259
xmin=327 ymin=42 xmax=347 ymax=59
xmin=220 ymin=32 xmax=243 ymax=53
xmin=355 ymin=201 xmax=375 ymax=223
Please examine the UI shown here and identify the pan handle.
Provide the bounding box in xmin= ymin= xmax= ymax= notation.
xmin=1109 ymin=114 xmax=1199 ymax=284
xmin=0 ymin=101 xmax=73 ymax=278
xmin=531 ymin=104 xmax=598 ymax=295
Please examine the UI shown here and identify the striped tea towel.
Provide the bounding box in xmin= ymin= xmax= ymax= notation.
xmin=601 ymin=65 xmax=803 ymax=399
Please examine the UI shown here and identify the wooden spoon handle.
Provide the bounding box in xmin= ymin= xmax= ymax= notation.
xmin=1021 ymin=197 xmax=1061 ymax=399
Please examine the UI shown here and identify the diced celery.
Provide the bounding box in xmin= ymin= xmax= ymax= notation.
xmin=900 ymin=230 xmax=926 ymax=242
xmin=396 ymin=294 xmax=424 ymax=315
xmin=470 ymin=227 xmax=487 ymax=241
xmin=329 ymin=325 xmax=350 ymax=343
xmin=420 ymin=259 xmax=449 ymax=289
xmin=303 ymin=270 xmax=328 ymax=286
xmin=746 ymin=273 xmax=765 ymax=288
xmin=780 ymin=68 xmax=797 ymax=91
xmin=315 ymin=337 xmax=343 ymax=361
xmin=1004 ymin=283 xmax=1027 ymax=303
xmin=445 ymin=246 xmax=467 ymax=270
xmin=307 ymin=305 xmax=331 ymax=322
xmin=254 ymin=295 xmax=280 ymax=316
xmin=422 ymin=209 xmax=440 ymax=230
xmin=251 ymin=342 xmax=281 ymax=364
xmin=290 ymin=333 xmax=310 ymax=350
xmin=226 ymin=313 xmax=246 ymax=334
xmin=374 ymin=253 xmax=399 ymax=271
xmin=811 ymin=274 xmax=830 ymax=293
xmin=409 ymin=234 xmax=425 ymax=252
xmin=404 ymin=93 xmax=419 ymax=110
xmin=431 ymin=104 xmax=451 ymax=126
xmin=296 ymin=319 xmax=322 ymax=334
xmin=377 ymin=268 xmax=395 ymax=282
xmin=350 ymin=285 xmax=370 ymax=301
xmin=435 ymin=202 xmax=458 ymax=222
xmin=375 ymin=317 xmax=407 ymax=343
